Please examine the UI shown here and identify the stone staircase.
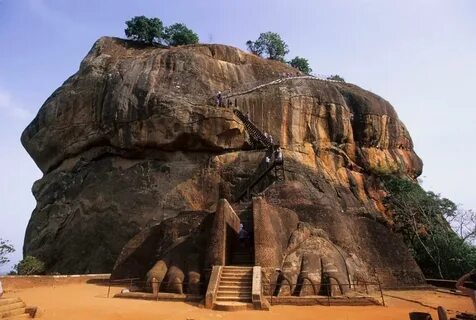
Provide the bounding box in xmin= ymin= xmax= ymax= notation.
xmin=0 ymin=298 xmax=34 ymax=319
xmin=214 ymin=266 xmax=253 ymax=310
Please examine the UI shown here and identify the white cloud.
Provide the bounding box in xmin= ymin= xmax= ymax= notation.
xmin=0 ymin=88 xmax=34 ymax=121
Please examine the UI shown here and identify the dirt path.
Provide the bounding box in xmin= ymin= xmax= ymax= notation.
xmin=3 ymin=283 xmax=473 ymax=320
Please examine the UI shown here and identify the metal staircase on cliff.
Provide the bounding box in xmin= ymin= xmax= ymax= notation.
xmin=233 ymin=109 xmax=285 ymax=202
xmin=233 ymin=110 xmax=272 ymax=149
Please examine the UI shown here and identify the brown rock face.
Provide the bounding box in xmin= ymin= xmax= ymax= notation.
xmin=22 ymin=37 xmax=423 ymax=285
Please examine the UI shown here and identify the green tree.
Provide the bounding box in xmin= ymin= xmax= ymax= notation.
xmin=382 ymin=176 xmax=476 ymax=279
xmin=125 ymin=16 xmax=164 ymax=44
xmin=289 ymin=56 xmax=312 ymax=74
xmin=163 ymin=23 xmax=199 ymax=46
xmin=327 ymin=74 xmax=345 ymax=82
xmin=15 ymin=256 xmax=45 ymax=275
xmin=0 ymin=238 xmax=15 ymax=266
xmin=246 ymin=32 xmax=289 ymax=61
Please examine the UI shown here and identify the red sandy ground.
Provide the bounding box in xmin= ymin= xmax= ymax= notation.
xmin=3 ymin=283 xmax=473 ymax=320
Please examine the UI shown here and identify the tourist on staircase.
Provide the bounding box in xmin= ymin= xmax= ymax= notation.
xmin=238 ymin=224 xmax=249 ymax=248
xmin=275 ymin=147 xmax=283 ymax=165
xmin=215 ymin=91 xmax=223 ymax=107
xmin=265 ymin=155 xmax=271 ymax=168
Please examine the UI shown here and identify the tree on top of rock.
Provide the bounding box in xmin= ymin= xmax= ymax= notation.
xmin=125 ymin=16 xmax=164 ymax=44
xmin=163 ymin=23 xmax=199 ymax=46
xmin=246 ymin=32 xmax=289 ymax=61
xmin=289 ymin=56 xmax=312 ymax=74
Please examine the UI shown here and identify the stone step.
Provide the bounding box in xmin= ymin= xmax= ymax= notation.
xmin=219 ymin=280 xmax=251 ymax=286
xmin=217 ymin=289 xmax=251 ymax=295
xmin=0 ymin=299 xmax=21 ymax=307
xmin=218 ymin=285 xmax=252 ymax=290
xmin=221 ymin=270 xmax=252 ymax=274
xmin=217 ymin=294 xmax=252 ymax=300
xmin=222 ymin=269 xmax=252 ymax=272
xmin=0 ymin=302 xmax=26 ymax=312
xmin=222 ymin=267 xmax=253 ymax=273
xmin=4 ymin=313 xmax=31 ymax=319
xmin=213 ymin=301 xmax=253 ymax=311
xmin=1 ymin=307 xmax=27 ymax=319
xmin=221 ymin=273 xmax=252 ymax=278
xmin=220 ymin=275 xmax=252 ymax=281
xmin=216 ymin=296 xmax=252 ymax=302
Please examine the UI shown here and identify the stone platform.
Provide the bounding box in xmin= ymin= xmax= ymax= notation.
xmin=266 ymin=295 xmax=382 ymax=306
xmin=114 ymin=292 xmax=202 ymax=303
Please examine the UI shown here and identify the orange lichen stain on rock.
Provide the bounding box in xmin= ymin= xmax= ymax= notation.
xmin=349 ymin=171 xmax=369 ymax=203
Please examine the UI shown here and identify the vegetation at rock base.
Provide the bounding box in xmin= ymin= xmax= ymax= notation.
xmin=14 ymin=256 xmax=45 ymax=275
xmin=383 ymin=176 xmax=476 ymax=279
xmin=246 ymin=32 xmax=289 ymax=61
xmin=125 ymin=17 xmax=199 ymax=46
xmin=0 ymin=238 xmax=15 ymax=266
xmin=163 ymin=23 xmax=199 ymax=46
xmin=327 ymin=74 xmax=345 ymax=82
xmin=289 ymin=56 xmax=312 ymax=74
xmin=125 ymin=16 xmax=164 ymax=44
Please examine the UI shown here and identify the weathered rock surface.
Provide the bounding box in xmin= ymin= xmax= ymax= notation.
xmin=22 ymin=37 xmax=424 ymax=285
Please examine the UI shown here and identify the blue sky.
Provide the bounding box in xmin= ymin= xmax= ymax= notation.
xmin=0 ymin=0 xmax=475 ymax=273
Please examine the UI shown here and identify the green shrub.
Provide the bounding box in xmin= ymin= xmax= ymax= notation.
xmin=15 ymin=256 xmax=46 ymax=275
xmin=289 ymin=56 xmax=312 ymax=74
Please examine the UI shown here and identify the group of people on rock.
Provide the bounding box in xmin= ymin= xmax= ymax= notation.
xmin=265 ymin=146 xmax=283 ymax=167
xmin=215 ymin=91 xmax=234 ymax=108
xmin=281 ymin=72 xmax=300 ymax=78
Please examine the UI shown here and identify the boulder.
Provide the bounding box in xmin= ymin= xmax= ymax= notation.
xmin=22 ymin=37 xmax=424 ymax=289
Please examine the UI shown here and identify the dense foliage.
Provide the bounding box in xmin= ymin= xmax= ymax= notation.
xmin=246 ymin=32 xmax=289 ymax=61
xmin=327 ymin=74 xmax=345 ymax=82
xmin=383 ymin=176 xmax=476 ymax=279
xmin=289 ymin=56 xmax=312 ymax=74
xmin=14 ymin=256 xmax=45 ymax=275
xmin=163 ymin=23 xmax=199 ymax=46
xmin=0 ymin=238 xmax=14 ymax=266
xmin=125 ymin=17 xmax=199 ymax=46
xmin=125 ymin=16 xmax=164 ymax=44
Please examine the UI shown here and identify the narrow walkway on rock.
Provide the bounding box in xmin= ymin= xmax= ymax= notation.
xmin=223 ymin=75 xmax=343 ymax=100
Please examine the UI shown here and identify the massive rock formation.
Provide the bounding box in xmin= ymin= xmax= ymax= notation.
xmin=22 ymin=37 xmax=424 ymax=287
